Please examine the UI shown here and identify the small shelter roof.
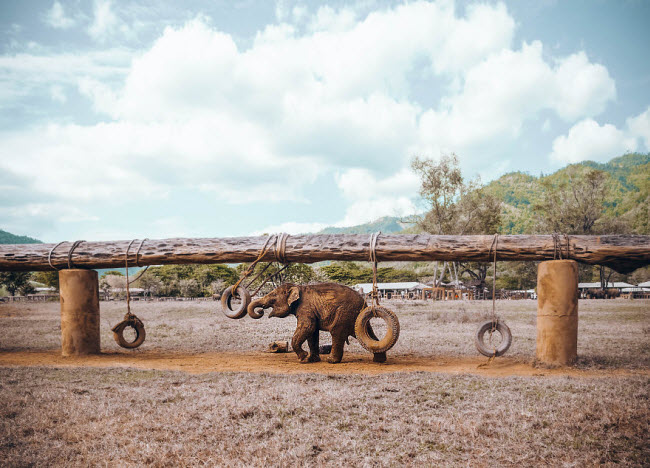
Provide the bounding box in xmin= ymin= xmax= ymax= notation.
xmin=578 ymin=282 xmax=635 ymax=289
xmin=354 ymin=282 xmax=429 ymax=294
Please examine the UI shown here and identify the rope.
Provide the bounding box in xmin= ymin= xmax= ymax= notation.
xmin=488 ymin=234 xmax=499 ymax=322
xmin=274 ymin=233 xmax=289 ymax=264
xmin=552 ymin=233 xmax=571 ymax=260
xmin=48 ymin=241 xmax=65 ymax=271
xmin=67 ymin=240 xmax=85 ymax=269
xmin=232 ymin=234 xmax=277 ymax=294
xmin=478 ymin=233 xmax=500 ymax=368
xmin=127 ymin=238 xmax=150 ymax=285
xmin=135 ymin=238 xmax=148 ymax=266
xmin=369 ymin=232 xmax=381 ymax=309
xmin=251 ymin=263 xmax=291 ymax=296
xmin=564 ymin=234 xmax=571 ymax=259
xmin=125 ymin=239 xmax=137 ymax=315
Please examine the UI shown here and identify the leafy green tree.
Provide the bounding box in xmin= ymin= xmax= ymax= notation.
xmin=18 ymin=282 xmax=36 ymax=296
xmin=134 ymin=272 xmax=162 ymax=297
xmin=412 ymin=154 xmax=502 ymax=289
xmin=0 ymin=272 xmax=32 ymax=296
xmin=101 ymin=270 xmax=124 ymax=277
xmin=33 ymin=271 xmax=59 ymax=291
xmin=533 ymin=166 xmax=631 ymax=288
xmin=534 ymin=168 xmax=609 ymax=234
xmin=179 ymin=279 xmax=200 ymax=297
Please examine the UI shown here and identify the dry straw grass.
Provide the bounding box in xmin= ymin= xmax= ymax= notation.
xmin=1 ymin=298 xmax=648 ymax=368
xmin=1 ymin=298 xmax=649 ymax=465
xmin=1 ymin=367 xmax=647 ymax=466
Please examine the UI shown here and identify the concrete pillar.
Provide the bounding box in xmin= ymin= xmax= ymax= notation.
xmin=536 ymin=260 xmax=579 ymax=365
xmin=59 ymin=269 xmax=100 ymax=356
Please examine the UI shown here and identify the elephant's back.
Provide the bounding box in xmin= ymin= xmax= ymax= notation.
xmin=309 ymin=282 xmax=366 ymax=308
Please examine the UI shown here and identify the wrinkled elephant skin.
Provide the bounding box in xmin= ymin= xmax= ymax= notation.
xmin=248 ymin=283 xmax=386 ymax=364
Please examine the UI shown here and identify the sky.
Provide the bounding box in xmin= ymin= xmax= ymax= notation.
xmin=0 ymin=0 xmax=649 ymax=243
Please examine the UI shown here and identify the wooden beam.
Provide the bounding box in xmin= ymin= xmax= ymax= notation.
xmin=0 ymin=234 xmax=648 ymax=273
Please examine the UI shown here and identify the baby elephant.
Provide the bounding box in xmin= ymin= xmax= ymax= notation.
xmin=248 ymin=283 xmax=386 ymax=364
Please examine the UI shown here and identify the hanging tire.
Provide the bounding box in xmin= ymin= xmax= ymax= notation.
xmin=354 ymin=306 xmax=400 ymax=353
xmin=220 ymin=285 xmax=251 ymax=319
xmin=112 ymin=318 xmax=146 ymax=349
xmin=475 ymin=320 xmax=512 ymax=357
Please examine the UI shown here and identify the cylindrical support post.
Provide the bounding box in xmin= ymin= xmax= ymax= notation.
xmin=536 ymin=260 xmax=579 ymax=365
xmin=59 ymin=269 xmax=100 ymax=356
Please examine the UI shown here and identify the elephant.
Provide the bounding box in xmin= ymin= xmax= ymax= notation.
xmin=247 ymin=282 xmax=387 ymax=364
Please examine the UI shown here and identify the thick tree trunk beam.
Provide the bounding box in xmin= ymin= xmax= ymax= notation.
xmin=0 ymin=234 xmax=648 ymax=273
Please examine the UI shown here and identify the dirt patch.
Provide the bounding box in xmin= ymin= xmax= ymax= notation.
xmin=1 ymin=349 xmax=646 ymax=378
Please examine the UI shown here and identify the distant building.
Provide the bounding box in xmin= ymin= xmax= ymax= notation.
xmin=354 ymin=282 xmax=429 ymax=300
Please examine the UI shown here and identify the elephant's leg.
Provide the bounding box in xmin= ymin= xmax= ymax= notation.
xmin=365 ymin=323 xmax=387 ymax=362
xmin=373 ymin=352 xmax=387 ymax=363
xmin=292 ymin=319 xmax=315 ymax=362
xmin=306 ymin=330 xmax=321 ymax=363
xmin=327 ymin=328 xmax=347 ymax=364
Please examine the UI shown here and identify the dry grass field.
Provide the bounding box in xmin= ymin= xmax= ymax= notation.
xmin=1 ymin=298 xmax=649 ymax=466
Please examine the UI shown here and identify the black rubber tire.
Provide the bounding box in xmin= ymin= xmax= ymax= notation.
xmin=475 ymin=320 xmax=512 ymax=357
xmin=112 ymin=320 xmax=146 ymax=349
xmin=221 ymin=286 xmax=251 ymax=319
xmin=354 ymin=306 xmax=400 ymax=353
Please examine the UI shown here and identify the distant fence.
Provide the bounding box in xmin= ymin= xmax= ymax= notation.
xmin=102 ymin=296 xmax=216 ymax=302
xmin=0 ymin=294 xmax=59 ymax=303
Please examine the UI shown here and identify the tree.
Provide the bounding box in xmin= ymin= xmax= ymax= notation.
xmin=18 ymin=282 xmax=36 ymax=296
xmin=134 ymin=272 xmax=162 ymax=297
xmin=534 ymin=168 xmax=609 ymax=234
xmin=0 ymin=272 xmax=32 ymax=296
xmin=101 ymin=270 xmax=124 ymax=277
xmin=32 ymin=271 xmax=59 ymax=291
xmin=210 ymin=279 xmax=226 ymax=295
xmin=411 ymin=154 xmax=502 ymax=288
xmin=534 ymin=167 xmax=628 ymax=289
xmin=179 ymin=279 xmax=200 ymax=297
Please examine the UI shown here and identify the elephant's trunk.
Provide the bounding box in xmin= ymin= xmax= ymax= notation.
xmin=247 ymin=298 xmax=269 ymax=319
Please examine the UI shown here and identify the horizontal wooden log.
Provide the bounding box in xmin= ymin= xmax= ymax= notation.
xmin=0 ymin=234 xmax=648 ymax=273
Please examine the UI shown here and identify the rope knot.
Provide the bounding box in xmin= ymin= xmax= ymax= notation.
xmin=274 ymin=232 xmax=289 ymax=264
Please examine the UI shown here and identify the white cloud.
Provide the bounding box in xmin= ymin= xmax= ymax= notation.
xmin=549 ymin=119 xmax=637 ymax=164
xmin=44 ymin=1 xmax=76 ymax=29
xmin=1 ymin=1 xmax=627 ymax=237
xmin=417 ymin=41 xmax=616 ymax=155
xmin=251 ymin=221 xmax=329 ymax=236
xmin=88 ymin=0 xmax=132 ymax=42
xmin=49 ymin=84 xmax=66 ymax=103
xmin=552 ymin=52 xmax=616 ymax=120
xmin=627 ymin=106 xmax=650 ymax=150
xmin=334 ymin=168 xmax=419 ymax=226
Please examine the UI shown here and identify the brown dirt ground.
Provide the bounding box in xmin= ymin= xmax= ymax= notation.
xmin=1 ymin=349 xmax=647 ymax=378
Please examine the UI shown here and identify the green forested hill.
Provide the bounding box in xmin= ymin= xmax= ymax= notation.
xmin=0 ymin=229 xmax=42 ymax=244
xmin=484 ymin=152 xmax=650 ymax=234
xmin=315 ymin=153 xmax=649 ymax=236
xmin=317 ymin=216 xmax=406 ymax=234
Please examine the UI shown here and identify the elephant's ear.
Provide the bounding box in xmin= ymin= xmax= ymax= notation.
xmin=288 ymin=286 xmax=300 ymax=307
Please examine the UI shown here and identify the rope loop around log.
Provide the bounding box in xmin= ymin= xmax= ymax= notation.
xmin=552 ymin=233 xmax=572 ymax=260
xmin=368 ymin=232 xmax=381 ymax=309
xmin=114 ymin=239 xmax=146 ymax=349
xmin=476 ymin=233 xmax=513 ymax=364
xmin=47 ymin=241 xmax=65 ymax=270
xmin=67 ymin=240 xmax=85 ymax=269
xmin=274 ymin=232 xmax=289 ymax=264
